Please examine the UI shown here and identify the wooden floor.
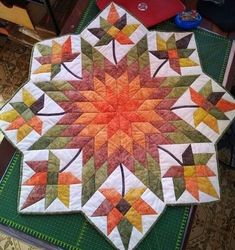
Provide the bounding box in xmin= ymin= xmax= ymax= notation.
xmin=183 ymin=0 xmax=235 ymax=40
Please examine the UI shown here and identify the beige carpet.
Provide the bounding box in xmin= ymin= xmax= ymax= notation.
xmin=0 ymin=231 xmax=40 ymax=250
xmin=187 ymin=166 xmax=235 ymax=250
xmin=0 ymin=36 xmax=235 ymax=250
xmin=0 ymin=36 xmax=31 ymax=101
xmin=0 ymin=98 xmax=3 ymax=143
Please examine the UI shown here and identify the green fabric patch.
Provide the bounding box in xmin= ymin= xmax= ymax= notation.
xmin=45 ymin=91 xmax=69 ymax=102
xmin=51 ymin=64 xmax=61 ymax=79
xmin=11 ymin=102 xmax=28 ymax=114
xmin=100 ymin=17 xmax=112 ymax=32
xmin=172 ymin=120 xmax=210 ymax=142
xmin=161 ymin=75 xmax=199 ymax=87
xmin=82 ymin=157 xmax=95 ymax=205
xmin=118 ymin=219 xmax=133 ymax=249
xmin=176 ymin=75 xmax=199 ymax=87
xmin=21 ymin=108 xmax=34 ymax=122
xmin=135 ymin=161 xmax=148 ymax=186
xmin=48 ymin=151 xmax=60 ymax=172
xmin=161 ymin=77 xmax=180 ymax=87
xmin=193 ymin=153 xmax=213 ymax=165
xmin=36 ymin=82 xmax=58 ymax=92
xmin=96 ymin=34 xmax=113 ymax=46
xmin=95 ymin=163 xmax=108 ymax=190
xmin=166 ymin=35 xmax=176 ymax=49
xmin=127 ymin=45 xmax=138 ymax=66
xmin=173 ymin=177 xmax=185 ymax=200
xmin=45 ymin=185 xmax=58 ymax=208
xmin=37 ymin=44 xmax=52 ymax=56
xmin=83 ymin=157 xmax=95 ymax=183
xmin=199 ymin=80 xmax=212 ymax=98
xmin=82 ymin=177 xmax=95 ymax=206
xmin=93 ymin=48 xmax=105 ymax=69
xmin=44 ymin=125 xmax=68 ymax=137
xmin=135 ymin=155 xmax=164 ymax=201
xmin=166 ymin=132 xmax=193 ymax=143
xmin=31 ymin=136 xmax=72 ymax=150
xmin=81 ymin=38 xmax=93 ymax=60
xmin=37 ymin=81 xmax=75 ymax=92
xmin=48 ymin=137 xmax=72 ymax=149
xmin=29 ymin=137 xmax=55 ymax=150
xmin=137 ymin=35 xmax=148 ymax=57
xmin=167 ymin=87 xmax=188 ymax=99
xmin=182 ymin=131 xmax=210 ymax=143
xmin=178 ymin=49 xmax=195 ymax=58
xmin=209 ymin=107 xmax=228 ymax=120
xmin=82 ymin=54 xmax=93 ymax=73
xmin=47 ymin=172 xmax=59 ymax=185
xmin=53 ymin=81 xmax=76 ymax=91
xmin=139 ymin=51 xmax=149 ymax=71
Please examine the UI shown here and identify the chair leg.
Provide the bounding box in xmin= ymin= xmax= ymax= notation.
xmin=44 ymin=0 xmax=60 ymax=35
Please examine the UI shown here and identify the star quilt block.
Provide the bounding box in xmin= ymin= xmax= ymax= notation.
xmin=0 ymin=3 xmax=235 ymax=250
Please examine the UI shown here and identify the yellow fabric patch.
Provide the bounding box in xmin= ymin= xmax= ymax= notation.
xmin=58 ymin=185 xmax=70 ymax=207
xmin=17 ymin=124 xmax=32 ymax=142
xmin=125 ymin=207 xmax=142 ymax=232
xmin=22 ymin=89 xmax=36 ymax=107
xmin=52 ymin=40 xmax=62 ymax=55
xmin=156 ymin=36 xmax=167 ymax=51
xmin=184 ymin=166 xmax=196 ymax=177
xmin=122 ymin=24 xmax=139 ymax=36
xmin=193 ymin=107 xmax=207 ymax=127
xmin=0 ymin=109 xmax=19 ymax=122
xmin=124 ymin=188 xmax=146 ymax=205
xmin=107 ymin=26 xmax=120 ymax=37
xmin=33 ymin=64 xmax=52 ymax=74
xmin=203 ymin=114 xmax=219 ymax=133
xmin=198 ymin=177 xmax=219 ymax=198
xmin=179 ymin=58 xmax=198 ymax=67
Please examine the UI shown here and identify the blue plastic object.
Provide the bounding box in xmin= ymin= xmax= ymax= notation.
xmin=175 ymin=10 xmax=202 ymax=30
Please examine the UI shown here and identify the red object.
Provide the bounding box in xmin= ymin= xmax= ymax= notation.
xmin=96 ymin=0 xmax=185 ymax=27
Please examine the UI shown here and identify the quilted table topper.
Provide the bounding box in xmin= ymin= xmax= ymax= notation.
xmin=1 ymin=3 xmax=235 ymax=249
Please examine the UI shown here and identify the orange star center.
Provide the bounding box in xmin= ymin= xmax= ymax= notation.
xmin=74 ymin=71 xmax=162 ymax=156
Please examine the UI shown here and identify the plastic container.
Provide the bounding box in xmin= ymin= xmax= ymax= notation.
xmin=175 ymin=10 xmax=202 ymax=30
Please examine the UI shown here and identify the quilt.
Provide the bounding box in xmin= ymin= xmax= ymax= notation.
xmin=0 ymin=3 xmax=235 ymax=250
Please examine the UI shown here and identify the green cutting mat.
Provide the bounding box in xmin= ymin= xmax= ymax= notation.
xmin=0 ymin=1 xmax=232 ymax=249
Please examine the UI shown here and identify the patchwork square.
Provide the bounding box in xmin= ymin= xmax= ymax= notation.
xmin=159 ymin=143 xmax=219 ymax=203
xmin=19 ymin=149 xmax=82 ymax=213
